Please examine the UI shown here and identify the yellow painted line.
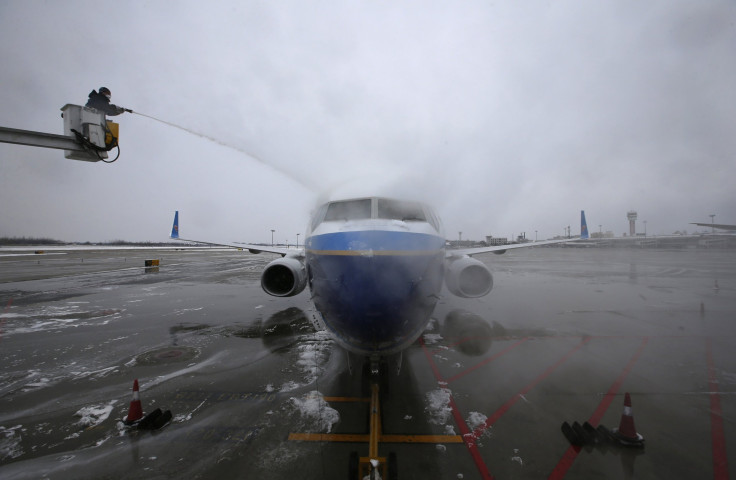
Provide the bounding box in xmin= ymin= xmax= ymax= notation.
xmin=322 ymin=396 xmax=370 ymax=402
xmin=288 ymin=433 xmax=464 ymax=444
xmin=369 ymin=384 xmax=381 ymax=458
xmin=289 ymin=433 xmax=369 ymax=442
xmin=306 ymin=249 xmax=442 ymax=257
xmin=380 ymin=434 xmax=464 ymax=444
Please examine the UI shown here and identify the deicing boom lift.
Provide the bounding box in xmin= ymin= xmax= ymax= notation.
xmin=0 ymin=104 xmax=121 ymax=163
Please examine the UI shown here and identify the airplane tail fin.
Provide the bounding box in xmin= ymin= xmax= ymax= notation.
xmin=580 ymin=210 xmax=589 ymax=239
xmin=170 ymin=211 xmax=179 ymax=239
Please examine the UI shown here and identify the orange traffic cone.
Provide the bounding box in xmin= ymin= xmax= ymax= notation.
xmin=124 ymin=379 xmax=144 ymax=425
xmin=612 ymin=392 xmax=644 ymax=447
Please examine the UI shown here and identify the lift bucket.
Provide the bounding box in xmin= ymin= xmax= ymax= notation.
xmin=60 ymin=104 xmax=108 ymax=161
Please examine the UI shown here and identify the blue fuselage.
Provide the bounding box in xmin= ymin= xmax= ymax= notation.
xmin=305 ymin=228 xmax=446 ymax=356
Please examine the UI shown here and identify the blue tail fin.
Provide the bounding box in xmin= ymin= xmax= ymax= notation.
xmin=170 ymin=211 xmax=179 ymax=239
xmin=580 ymin=210 xmax=589 ymax=239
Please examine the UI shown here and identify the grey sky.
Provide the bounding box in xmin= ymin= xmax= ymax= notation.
xmin=1 ymin=1 xmax=734 ymax=243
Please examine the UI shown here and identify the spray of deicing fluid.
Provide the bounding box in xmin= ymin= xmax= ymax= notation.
xmin=132 ymin=111 xmax=319 ymax=193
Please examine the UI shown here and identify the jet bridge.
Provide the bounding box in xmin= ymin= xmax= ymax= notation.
xmin=0 ymin=104 xmax=120 ymax=162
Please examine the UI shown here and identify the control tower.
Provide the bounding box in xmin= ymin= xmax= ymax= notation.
xmin=627 ymin=210 xmax=638 ymax=236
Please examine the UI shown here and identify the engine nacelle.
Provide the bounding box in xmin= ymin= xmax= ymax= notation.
xmin=444 ymin=256 xmax=494 ymax=298
xmin=261 ymin=257 xmax=308 ymax=297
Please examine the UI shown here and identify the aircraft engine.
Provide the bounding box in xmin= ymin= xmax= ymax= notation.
xmin=261 ymin=257 xmax=307 ymax=297
xmin=444 ymin=256 xmax=494 ymax=298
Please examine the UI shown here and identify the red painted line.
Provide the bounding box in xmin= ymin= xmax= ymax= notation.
xmin=449 ymin=395 xmax=494 ymax=480
xmin=589 ymin=337 xmax=649 ymax=426
xmin=547 ymin=337 xmax=649 ymax=480
xmin=421 ymin=337 xmax=494 ymax=479
xmin=446 ymin=338 xmax=529 ymax=384
xmin=706 ymin=338 xmax=730 ymax=479
xmin=472 ymin=337 xmax=592 ymax=440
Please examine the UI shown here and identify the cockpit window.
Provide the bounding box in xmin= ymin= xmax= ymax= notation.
xmin=323 ymin=199 xmax=372 ymax=221
xmin=377 ymin=199 xmax=426 ymax=222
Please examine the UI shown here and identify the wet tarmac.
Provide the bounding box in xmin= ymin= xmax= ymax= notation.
xmin=0 ymin=246 xmax=734 ymax=479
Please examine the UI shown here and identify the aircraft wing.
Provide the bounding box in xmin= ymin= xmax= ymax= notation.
xmin=169 ymin=211 xmax=302 ymax=258
xmin=448 ymin=210 xmax=589 ymax=257
xmin=447 ymin=237 xmax=580 ymax=258
xmin=691 ymin=222 xmax=736 ymax=231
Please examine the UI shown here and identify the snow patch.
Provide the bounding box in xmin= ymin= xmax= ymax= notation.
xmin=423 ymin=333 xmax=443 ymax=345
xmin=511 ymin=448 xmax=523 ymax=466
xmin=296 ymin=333 xmax=331 ymax=384
xmin=279 ymin=381 xmax=300 ymax=392
xmin=174 ymin=399 xmax=206 ymax=423
xmin=0 ymin=425 xmax=24 ymax=460
xmin=288 ymin=391 xmax=339 ymax=433
xmin=70 ymin=366 xmax=118 ymax=380
xmin=75 ymin=400 xmax=116 ymax=428
xmin=466 ymin=411 xmax=488 ymax=430
xmin=425 ymin=388 xmax=452 ymax=425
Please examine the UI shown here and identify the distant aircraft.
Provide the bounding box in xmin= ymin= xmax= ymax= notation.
xmin=171 ymin=199 xmax=587 ymax=375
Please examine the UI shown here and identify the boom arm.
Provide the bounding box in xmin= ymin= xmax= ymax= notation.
xmin=0 ymin=126 xmax=86 ymax=152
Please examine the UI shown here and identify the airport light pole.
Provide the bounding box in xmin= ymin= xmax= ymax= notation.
xmin=271 ymin=229 xmax=275 ymax=246
xmin=296 ymin=233 xmax=300 ymax=249
xmin=535 ymin=230 xmax=537 ymax=242
xmin=710 ymin=214 xmax=716 ymax=234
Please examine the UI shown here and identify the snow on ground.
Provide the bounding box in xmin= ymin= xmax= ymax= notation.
xmin=74 ymin=400 xmax=117 ymax=428
xmin=425 ymin=387 xmax=452 ymax=425
xmin=0 ymin=306 xmax=122 ymax=337
xmin=296 ymin=332 xmax=331 ymax=384
xmin=288 ymin=390 xmax=339 ymax=433
xmin=422 ymin=333 xmax=443 ymax=345
xmin=173 ymin=399 xmax=207 ymax=424
xmin=276 ymin=331 xmax=333 ymax=392
xmin=279 ymin=381 xmax=300 ymax=392
xmin=466 ymin=411 xmax=488 ymax=431
xmin=0 ymin=425 xmax=24 ymax=460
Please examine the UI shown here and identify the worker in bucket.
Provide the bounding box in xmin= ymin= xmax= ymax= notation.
xmin=85 ymin=87 xmax=132 ymax=116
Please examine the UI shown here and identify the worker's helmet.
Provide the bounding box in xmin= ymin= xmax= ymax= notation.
xmin=99 ymin=87 xmax=111 ymax=99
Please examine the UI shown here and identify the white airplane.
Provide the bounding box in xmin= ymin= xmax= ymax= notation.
xmin=170 ymin=198 xmax=588 ymax=374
